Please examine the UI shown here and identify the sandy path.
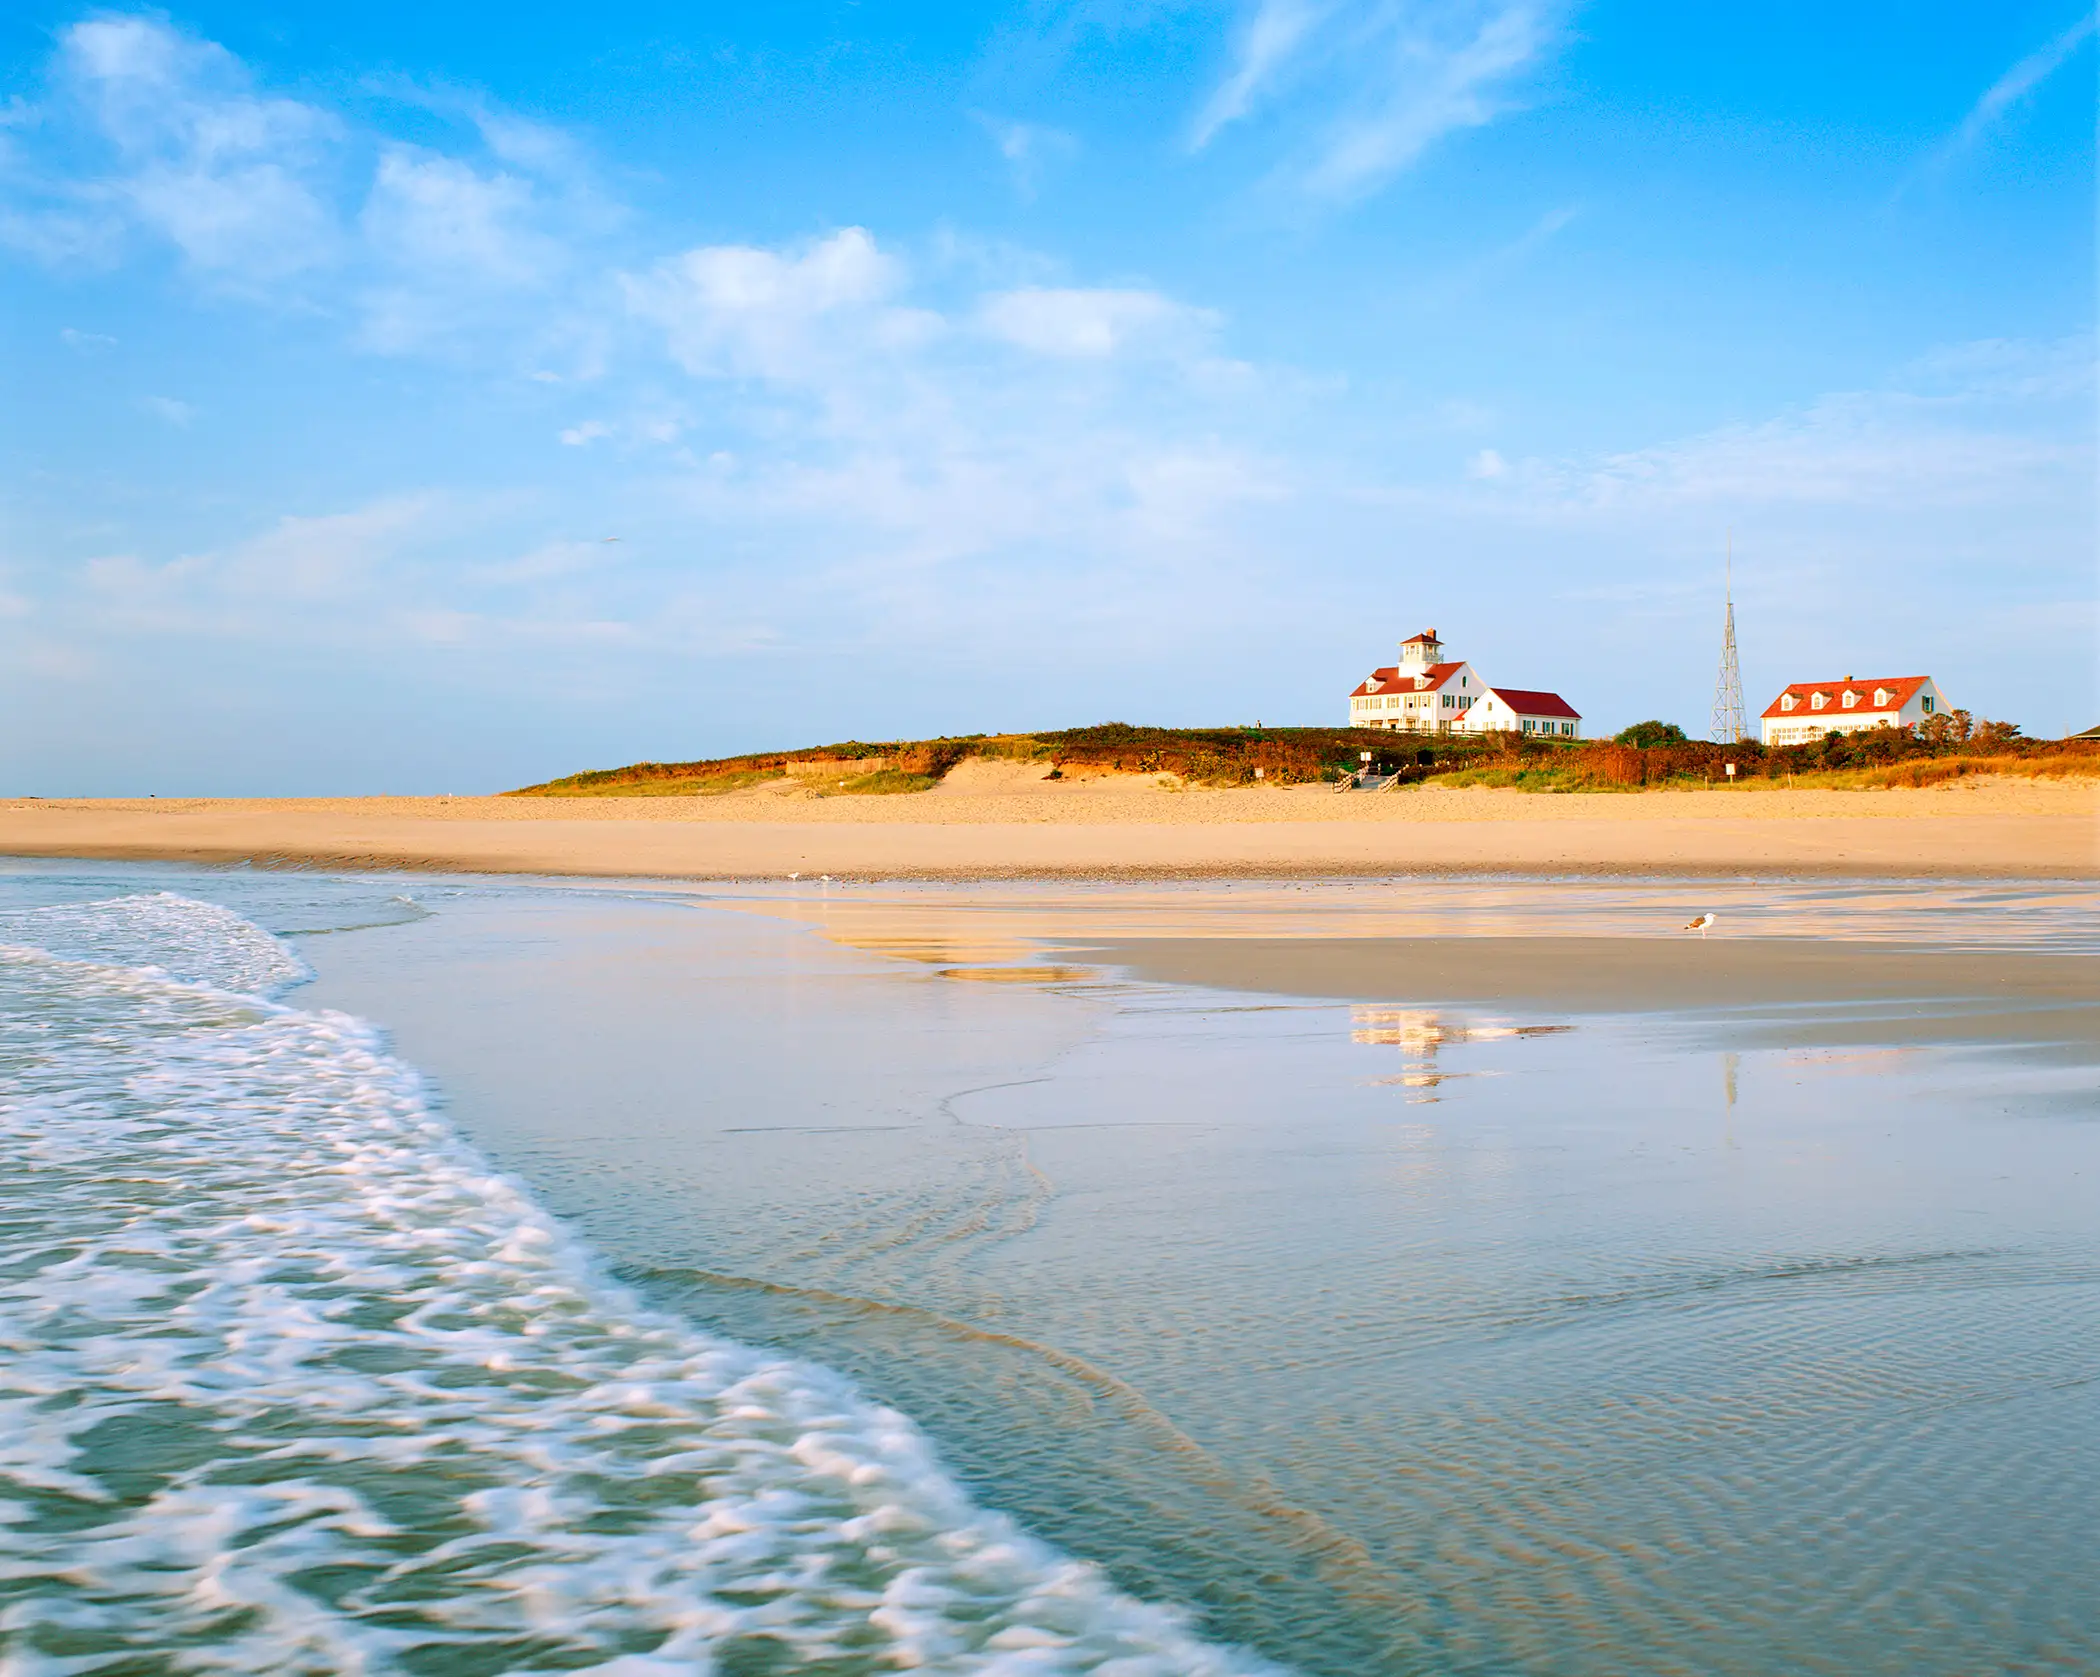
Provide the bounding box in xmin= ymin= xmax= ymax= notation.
xmin=2 ymin=771 xmax=2092 ymax=878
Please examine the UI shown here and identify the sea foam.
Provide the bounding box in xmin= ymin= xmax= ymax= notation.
xmin=0 ymin=895 xmax=1276 ymax=1675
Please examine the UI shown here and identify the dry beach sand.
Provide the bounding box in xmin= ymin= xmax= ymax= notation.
xmin=2 ymin=760 xmax=2094 ymax=879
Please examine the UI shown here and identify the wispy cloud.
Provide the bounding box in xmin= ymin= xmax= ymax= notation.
xmin=1192 ymin=1 xmax=1568 ymax=199
xmin=139 ymin=393 xmax=194 ymax=425
xmin=1191 ymin=0 xmax=1326 ymax=149
xmin=1466 ymin=337 xmax=2095 ymax=527
xmin=29 ymin=15 xmax=344 ymax=286
xmin=356 ymin=145 xmax=569 ymax=351
xmin=972 ymin=114 xmax=1079 ymax=199
xmin=1934 ymin=11 xmax=2097 ymax=165
xmin=977 ymin=286 xmax=1217 ymax=358
xmin=1 ymin=11 xmax=612 ymax=356
xmin=1407 ymin=198 xmax=1579 ymax=306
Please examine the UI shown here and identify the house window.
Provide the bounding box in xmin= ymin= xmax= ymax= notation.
xmin=1781 ymin=694 xmax=1796 ymax=711
xmin=1811 ymin=692 xmax=1827 ymax=710
xmin=1873 ymin=688 xmax=1889 ymax=707
xmin=1842 ymin=691 xmax=1858 ymax=709
xmin=1923 ymin=695 xmax=1934 ymax=714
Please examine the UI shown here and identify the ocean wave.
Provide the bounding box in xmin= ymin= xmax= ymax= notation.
xmin=0 ymin=890 xmax=309 ymax=995
xmin=0 ymin=896 xmax=1277 ymax=1675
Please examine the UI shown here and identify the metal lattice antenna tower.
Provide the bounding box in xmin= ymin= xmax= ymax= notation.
xmin=1710 ymin=535 xmax=1746 ymax=744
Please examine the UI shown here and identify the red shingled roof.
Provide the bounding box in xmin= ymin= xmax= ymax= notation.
xmin=1480 ymin=686 xmax=1580 ymax=719
xmin=1399 ymin=629 xmax=1440 ymax=646
xmin=1351 ymin=661 xmax=1465 ymax=698
xmin=1760 ymin=677 xmax=1926 ymax=721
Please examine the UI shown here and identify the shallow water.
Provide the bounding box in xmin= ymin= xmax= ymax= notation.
xmin=4 ymin=862 xmax=2097 ymax=1674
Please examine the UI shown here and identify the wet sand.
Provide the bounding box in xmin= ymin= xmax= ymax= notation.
xmin=617 ymin=876 xmax=2100 ymax=1052
xmin=1 ymin=768 xmax=2093 ymax=878
xmin=1077 ymin=935 xmax=2099 ymax=1017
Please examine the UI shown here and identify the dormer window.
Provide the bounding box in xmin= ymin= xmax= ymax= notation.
xmin=1781 ymin=693 xmax=1797 ymax=712
xmin=1811 ymin=692 xmax=1827 ymax=711
xmin=1841 ymin=691 xmax=1859 ymax=709
xmin=1873 ymin=688 xmax=1889 ymax=707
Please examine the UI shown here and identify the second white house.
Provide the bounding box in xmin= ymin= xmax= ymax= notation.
xmin=1460 ymin=686 xmax=1584 ymax=738
xmin=1760 ymin=676 xmax=1949 ymax=746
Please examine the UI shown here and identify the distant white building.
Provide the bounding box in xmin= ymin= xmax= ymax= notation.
xmin=1460 ymin=686 xmax=1583 ymax=739
xmin=1760 ymin=676 xmax=1949 ymax=747
xmin=1347 ymin=630 xmax=1482 ymax=732
xmin=1348 ymin=629 xmax=1581 ymax=737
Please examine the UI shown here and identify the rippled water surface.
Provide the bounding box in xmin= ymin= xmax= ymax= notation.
xmin=4 ymin=862 xmax=2097 ymax=1675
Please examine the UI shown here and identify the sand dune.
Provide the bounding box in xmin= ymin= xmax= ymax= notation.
xmin=2 ymin=770 xmax=2092 ymax=878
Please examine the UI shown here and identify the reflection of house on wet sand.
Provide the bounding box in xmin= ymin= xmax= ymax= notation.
xmin=1351 ymin=1006 xmax=1571 ymax=1099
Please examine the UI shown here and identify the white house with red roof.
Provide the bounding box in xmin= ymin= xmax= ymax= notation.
xmin=1347 ymin=630 xmax=1484 ymax=732
xmin=1761 ymin=676 xmax=1948 ymax=746
xmin=1348 ymin=629 xmax=1582 ymax=737
xmin=1461 ymin=686 xmax=1584 ymax=738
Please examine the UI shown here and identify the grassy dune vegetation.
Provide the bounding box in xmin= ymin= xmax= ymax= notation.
xmin=511 ymin=721 xmax=2100 ymax=798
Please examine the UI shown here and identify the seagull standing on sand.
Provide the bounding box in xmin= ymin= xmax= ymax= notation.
xmin=1685 ymin=913 xmax=1717 ymax=937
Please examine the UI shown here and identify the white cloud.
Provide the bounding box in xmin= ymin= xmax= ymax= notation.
xmin=1467 ymin=447 xmax=1508 ymax=479
xmin=206 ymin=496 xmax=443 ymax=601
xmin=60 ymin=326 xmax=117 ymax=350
xmin=3 ymin=14 xmax=617 ymax=356
xmin=353 ymin=130 xmax=612 ymax=353
xmin=1193 ymin=1 xmax=1566 ymax=199
xmin=48 ymin=15 xmax=341 ymax=284
xmin=978 ymin=287 xmax=1216 ymax=358
xmin=472 ymin=539 xmax=610 ymax=583
xmin=973 ymin=114 xmax=1080 ymax=199
xmin=559 ymin=420 xmax=610 ymax=446
xmin=623 ymin=228 xmax=932 ymax=381
xmin=361 ymin=148 xmax=550 ymax=288
xmin=139 ymin=394 xmax=194 ymax=425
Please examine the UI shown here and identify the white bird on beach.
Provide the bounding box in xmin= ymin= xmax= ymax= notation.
xmin=1685 ymin=913 xmax=1717 ymax=937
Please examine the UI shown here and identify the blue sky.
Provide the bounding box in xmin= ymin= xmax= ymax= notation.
xmin=2 ymin=1 xmax=2093 ymax=792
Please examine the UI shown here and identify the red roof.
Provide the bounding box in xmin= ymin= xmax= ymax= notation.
xmin=1760 ymin=677 xmax=1927 ymax=721
xmin=1399 ymin=629 xmax=1440 ymax=645
xmin=1351 ymin=661 xmax=1466 ymax=698
xmin=1479 ymin=686 xmax=1581 ymax=719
